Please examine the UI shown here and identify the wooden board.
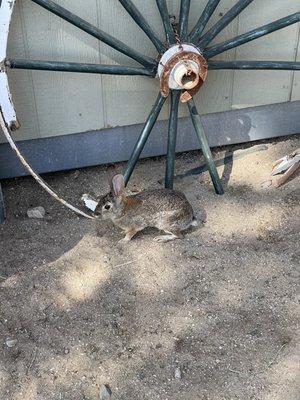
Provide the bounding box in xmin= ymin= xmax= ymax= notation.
xmin=291 ymin=20 xmax=300 ymax=101
xmin=1 ymin=0 xmax=300 ymax=144
xmin=18 ymin=0 xmax=105 ymax=138
xmin=232 ymin=0 xmax=300 ymax=108
xmin=191 ymin=0 xmax=238 ymax=117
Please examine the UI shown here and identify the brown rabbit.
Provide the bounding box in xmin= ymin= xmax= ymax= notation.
xmin=94 ymin=172 xmax=197 ymax=243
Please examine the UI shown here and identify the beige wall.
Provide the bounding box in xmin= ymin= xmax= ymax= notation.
xmin=2 ymin=0 xmax=300 ymax=143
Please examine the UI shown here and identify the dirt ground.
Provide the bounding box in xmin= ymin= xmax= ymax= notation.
xmin=0 ymin=136 xmax=299 ymax=400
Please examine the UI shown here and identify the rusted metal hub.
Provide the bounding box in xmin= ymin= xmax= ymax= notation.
xmin=158 ymin=44 xmax=208 ymax=103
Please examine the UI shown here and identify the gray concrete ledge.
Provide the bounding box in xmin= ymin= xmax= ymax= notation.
xmin=0 ymin=100 xmax=299 ymax=180
xmin=0 ymin=183 xmax=5 ymax=222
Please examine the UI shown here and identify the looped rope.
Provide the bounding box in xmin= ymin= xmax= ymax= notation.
xmin=0 ymin=108 xmax=95 ymax=220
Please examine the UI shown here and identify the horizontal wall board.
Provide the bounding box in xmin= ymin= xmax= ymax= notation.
xmin=0 ymin=101 xmax=300 ymax=180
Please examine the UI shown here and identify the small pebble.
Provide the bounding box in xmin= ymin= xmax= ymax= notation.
xmin=174 ymin=367 xmax=182 ymax=380
xmin=248 ymin=328 xmax=260 ymax=337
xmin=99 ymin=384 xmax=112 ymax=399
xmin=27 ymin=206 xmax=45 ymax=219
xmin=138 ymin=372 xmax=145 ymax=381
xmin=6 ymin=339 xmax=18 ymax=348
xmin=73 ymin=170 xmax=80 ymax=179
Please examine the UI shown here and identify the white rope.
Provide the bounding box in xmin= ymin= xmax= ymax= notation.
xmin=0 ymin=108 xmax=95 ymax=219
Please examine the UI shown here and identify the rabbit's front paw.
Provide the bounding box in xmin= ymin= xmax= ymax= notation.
xmin=118 ymin=237 xmax=131 ymax=244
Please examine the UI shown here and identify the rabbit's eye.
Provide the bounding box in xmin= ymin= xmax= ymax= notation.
xmin=104 ymin=203 xmax=111 ymax=210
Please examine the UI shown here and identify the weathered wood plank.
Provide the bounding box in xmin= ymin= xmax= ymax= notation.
xmin=3 ymin=1 xmax=39 ymax=143
xmin=96 ymin=0 xmax=168 ymax=127
xmin=17 ymin=0 xmax=105 ymax=138
xmin=232 ymin=0 xmax=300 ymax=108
xmin=183 ymin=0 xmax=238 ymax=117
xmin=291 ymin=24 xmax=300 ymax=100
xmin=1 ymin=0 xmax=300 ymax=146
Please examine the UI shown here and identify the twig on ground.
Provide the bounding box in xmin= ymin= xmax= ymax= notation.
xmin=228 ymin=368 xmax=248 ymax=376
xmin=26 ymin=348 xmax=38 ymax=375
xmin=113 ymin=261 xmax=134 ymax=268
xmin=255 ymin=343 xmax=287 ymax=375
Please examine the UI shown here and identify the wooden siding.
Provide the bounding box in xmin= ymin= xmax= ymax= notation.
xmin=1 ymin=0 xmax=300 ymax=143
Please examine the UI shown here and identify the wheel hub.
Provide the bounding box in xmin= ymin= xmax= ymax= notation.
xmin=158 ymin=44 xmax=208 ymax=103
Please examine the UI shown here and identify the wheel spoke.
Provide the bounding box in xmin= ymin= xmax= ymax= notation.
xmin=30 ymin=0 xmax=157 ymax=70
xmin=124 ymin=93 xmax=166 ymax=185
xmin=5 ymin=58 xmax=155 ymax=76
xmin=208 ymin=60 xmax=300 ymax=70
xmin=165 ymin=91 xmax=180 ymax=189
xmin=178 ymin=0 xmax=191 ymax=41
xmin=197 ymin=0 xmax=254 ymax=49
xmin=204 ymin=12 xmax=300 ymax=59
xmin=118 ymin=0 xmax=166 ymax=54
xmin=155 ymin=0 xmax=176 ymax=45
xmin=187 ymin=99 xmax=224 ymax=195
xmin=189 ymin=0 xmax=221 ymax=44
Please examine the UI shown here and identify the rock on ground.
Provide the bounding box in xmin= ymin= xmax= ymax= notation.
xmin=27 ymin=206 xmax=45 ymax=219
xmin=99 ymin=384 xmax=112 ymax=399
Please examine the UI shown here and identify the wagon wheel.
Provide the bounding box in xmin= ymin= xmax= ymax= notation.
xmin=1 ymin=0 xmax=300 ymax=218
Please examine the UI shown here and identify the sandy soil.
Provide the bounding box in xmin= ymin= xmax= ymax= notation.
xmin=0 ymin=136 xmax=299 ymax=400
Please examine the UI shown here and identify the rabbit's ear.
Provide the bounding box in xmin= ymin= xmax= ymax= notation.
xmin=112 ymin=174 xmax=125 ymax=197
xmin=106 ymin=164 xmax=117 ymax=191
